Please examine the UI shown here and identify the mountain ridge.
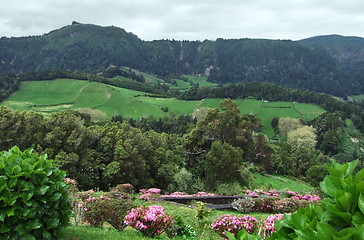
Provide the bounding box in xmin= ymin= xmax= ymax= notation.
xmin=1 ymin=22 xmax=364 ymax=97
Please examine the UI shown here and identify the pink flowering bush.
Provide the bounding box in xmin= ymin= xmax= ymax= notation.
xmin=258 ymin=214 xmax=284 ymax=239
xmin=81 ymin=191 xmax=136 ymax=230
xmin=239 ymin=189 xmax=321 ymax=214
xmin=139 ymin=188 xmax=162 ymax=201
xmin=211 ymin=214 xmax=258 ymax=238
xmin=244 ymin=189 xmax=321 ymax=202
xmin=124 ymin=205 xmax=174 ymax=238
xmin=254 ymin=196 xmax=313 ymax=214
xmin=159 ymin=191 xmax=217 ymax=198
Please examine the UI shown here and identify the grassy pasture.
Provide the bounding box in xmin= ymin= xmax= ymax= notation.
xmin=1 ymin=79 xmax=325 ymax=137
xmin=184 ymin=75 xmax=218 ymax=88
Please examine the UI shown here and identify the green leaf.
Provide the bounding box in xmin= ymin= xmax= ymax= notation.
xmin=46 ymin=169 xmax=53 ymax=177
xmin=21 ymin=188 xmax=34 ymax=202
xmin=327 ymin=166 xmax=344 ymax=178
xmin=296 ymin=228 xmax=316 ymax=239
xmin=237 ymin=229 xmax=249 ymax=239
xmin=15 ymin=224 xmax=26 ymax=234
xmin=336 ymin=192 xmax=352 ymax=212
xmin=46 ymin=218 xmax=59 ymax=230
xmin=359 ymin=192 xmax=364 ymax=215
xmin=0 ymin=222 xmax=10 ymax=233
xmin=0 ymin=158 xmax=5 ymax=169
xmin=25 ymin=220 xmax=42 ymax=230
xmin=320 ymin=177 xmax=342 ymax=197
xmin=6 ymin=207 xmax=15 ymax=217
xmin=355 ymin=168 xmax=364 ymax=182
xmin=50 ymin=192 xmax=61 ymax=202
xmin=291 ymin=214 xmax=306 ymax=229
xmin=326 ymin=203 xmax=352 ymax=225
xmin=42 ymin=229 xmax=52 ymax=239
xmin=225 ymin=230 xmax=238 ymax=240
xmin=337 ymin=227 xmax=355 ymax=240
xmin=36 ymin=185 xmax=49 ymax=195
xmin=316 ymin=222 xmax=335 ymax=240
xmin=8 ymin=177 xmax=17 ymax=189
xmin=0 ymin=211 xmax=5 ymax=221
xmin=19 ymin=234 xmax=36 ymax=240
xmin=0 ymin=176 xmax=7 ymax=193
xmin=352 ymin=212 xmax=364 ymax=226
xmin=354 ymin=225 xmax=364 ymax=240
xmin=345 ymin=160 xmax=359 ymax=178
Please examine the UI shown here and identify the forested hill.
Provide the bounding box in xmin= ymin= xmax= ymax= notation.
xmin=1 ymin=22 xmax=364 ymax=97
xmin=300 ymin=35 xmax=364 ymax=96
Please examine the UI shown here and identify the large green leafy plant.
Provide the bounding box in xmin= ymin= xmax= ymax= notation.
xmin=0 ymin=146 xmax=71 ymax=239
xmin=270 ymin=160 xmax=364 ymax=239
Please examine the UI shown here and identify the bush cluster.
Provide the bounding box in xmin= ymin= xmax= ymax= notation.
xmin=0 ymin=146 xmax=71 ymax=239
xmin=124 ymin=205 xmax=174 ymax=237
xmin=81 ymin=191 xmax=136 ymax=230
xmin=211 ymin=214 xmax=258 ymax=238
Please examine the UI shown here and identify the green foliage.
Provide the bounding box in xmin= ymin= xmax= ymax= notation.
xmin=195 ymin=201 xmax=210 ymax=222
xmin=215 ymin=182 xmax=243 ymax=196
xmin=270 ymin=160 xmax=364 ymax=239
xmin=167 ymin=215 xmax=197 ymax=239
xmin=205 ymin=141 xmax=244 ymax=189
xmin=225 ymin=229 xmax=263 ymax=240
xmin=83 ymin=192 xmax=136 ymax=231
xmin=169 ymin=168 xmax=197 ymax=194
xmin=0 ymin=146 xmax=71 ymax=239
xmin=287 ymin=125 xmax=317 ymax=150
xmin=278 ymin=117 xmax=302 ymax=136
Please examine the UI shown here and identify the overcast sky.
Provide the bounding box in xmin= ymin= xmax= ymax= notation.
xmin=1 ymin=0 xmax=363 ymax=41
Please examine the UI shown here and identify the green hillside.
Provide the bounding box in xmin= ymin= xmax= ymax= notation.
xmin=2 ymin=23 xmax=364 ymax=96
xmin=1 ymin=79 xmax=325 ymax=136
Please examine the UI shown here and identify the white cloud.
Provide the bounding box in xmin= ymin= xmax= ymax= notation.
xmin=0 ymin=0 xmax=363 ymax=40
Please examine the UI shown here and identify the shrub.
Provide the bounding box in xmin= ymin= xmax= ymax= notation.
xmin=169 ymin=168 xmax=195 ymax=194
xmin=221 ymin=214 xmax=284 ymax=240
xmin=0 ymin=146 xmax=71 ymax=239
xmin=139 ymin=188 xmax=161 ymax=201
xmin=254 ymin=197 xmax=312 ymax=214
xmin=166 ymin=215 xmax=197 ymax=239
xmin=211 ymin=214 xmax=258 ymax=238
xmin=82 ymin=192 xmax=136 ymax=230
xmin=195 ymin=201 xmax=211 ymax=222
xmin=232 ymin=197 xmax=255 ymax=213
xmin=124 ymin=205 xmax=174 ymax=238
xmin=258 ymin=214 xmax=284 ymax=239
xmin=64 ymin=178 xmax=83 ymax=226
xmin=111 ymin=183 xmax=134 ymax=194
xmin=215 ymin=181 xmax=243 ymax=196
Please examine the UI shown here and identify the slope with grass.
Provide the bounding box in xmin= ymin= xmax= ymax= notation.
xmin=1 ymin=79 xmax=325 ymax=136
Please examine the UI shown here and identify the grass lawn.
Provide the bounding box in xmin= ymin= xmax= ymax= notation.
xmin=251 ymin=173 xmax=314 ymax=193
xmin=184 ymin=75 xmax=218 ymax=88
xmin=257 ymin=101 xmax=301 ymax=136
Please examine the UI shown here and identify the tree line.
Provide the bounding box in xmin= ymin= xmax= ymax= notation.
xmin=0 ymin=99 xmax=339 ymax=192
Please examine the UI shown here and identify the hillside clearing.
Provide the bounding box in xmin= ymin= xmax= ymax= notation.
xmin=1 ymin=79 xmax=325 ymax=137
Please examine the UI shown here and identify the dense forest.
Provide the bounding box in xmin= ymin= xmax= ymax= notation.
xmin=2 ymin=22 xmax=364 ymax=97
